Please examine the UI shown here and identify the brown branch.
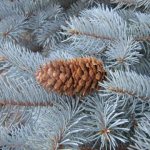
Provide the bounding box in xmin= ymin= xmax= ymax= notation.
xmin=135 ymin=36 xmax=150 ymax=42
xmin=0 ymin=56 xmax=7 ymax=61
xmin=68 ymin=29 xmax=150 ymax=43
xmin=108 ymin=86 xmax=150 ymax=101
xmin=0 ymin=100 xmax=53 ymax=107
xmin=68 ymin=29 xmax=115 ymax=41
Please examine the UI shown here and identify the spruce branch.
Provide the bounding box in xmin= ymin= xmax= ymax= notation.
xmin=0 ymin=39 xmax=76 ymax=76
xmin=84 ymin=94 xmax=129 ymax=150
xmin=80 ymin=4 xmax=127 ymax=39
xmin=13 ymin=0 xmax=74 ymax=17
xmin=129 ymin=12 xmax=150 ymax=47
xmin=0 ymin=15 xmax=28 ymax=43
xmin=29 ymin=3 xmax=64 ymax=49
xmin=34 ymin=20 xmax=64 ymax=49
xmin=13 ymin=0 xmax=42 ymax=16
xmin=0 ymin=125 xmax=35 ymax=149
xmin=62 ymin=5 xmax=128 ymax=54
xmin=105 ymin=37 xmax=142 ymax=69
xmin=131 ymin=56 xmax=150 ymax=75
xmin=0 ymin=42 xmax=47 ymax=74
xmin=129 ymin=114 xmax=150 ymax=150
xmin=0 ymin=105 xmax=41 ymax=128
xmin=27 ymin=98 xmax=86 ymax=150
xmin=0 ymin=75 xmax=55 ymax=106
xmin=28 ymin=3 xmax=62 ymax=26
xmin=0 ymin=0 xmax=16 ymax=19
xmin=111 ymin=0 xmax=150 ymax=10
xmin=100 ymin=70 xmax=150 ymax=101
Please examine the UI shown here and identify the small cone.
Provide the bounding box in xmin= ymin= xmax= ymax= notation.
xmin=35 ymin=57 xmax=106 ymax=96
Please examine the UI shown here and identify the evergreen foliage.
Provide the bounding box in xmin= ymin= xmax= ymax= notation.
xmin=0 ymin=0 xmax=150 ymax=149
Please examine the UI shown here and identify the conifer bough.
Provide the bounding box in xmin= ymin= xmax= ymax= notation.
xmin=36 ymin=57 xmax=106 ymax=96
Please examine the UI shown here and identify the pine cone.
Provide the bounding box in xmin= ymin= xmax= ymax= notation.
xmin=35 ymin=57 xmax=106 ymax=96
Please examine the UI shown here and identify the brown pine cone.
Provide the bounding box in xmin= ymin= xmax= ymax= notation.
xmin=35 ymin=57 xmax=106 ymax=96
